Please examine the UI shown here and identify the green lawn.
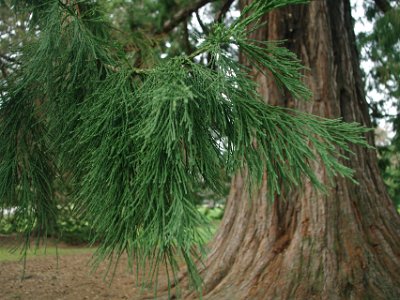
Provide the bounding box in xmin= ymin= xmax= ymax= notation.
xmin=197 ymin=221 xmax=220 ymax=244
xmin=0 ymin=220 xmax=220 ymax=263
xmin=0 ymin=245 xmax=95 ymax=262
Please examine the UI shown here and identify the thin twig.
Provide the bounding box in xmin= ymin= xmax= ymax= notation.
xmin=0 ymin=61 xmax=8 ymax=78
xmin=183 ymin=19 xmax=193 ymax=55
xmin=215 ymin=0 xmax=235 ymax=23
xmin=0 ymin=54 xmax=20 ymax=64
xmin=74 ymin=0 xmax=81 ymax=17
xmin=195 ymin=10 xmax=209 ymax=34
xmin=159 ymin=0 xmax=217 ymax=34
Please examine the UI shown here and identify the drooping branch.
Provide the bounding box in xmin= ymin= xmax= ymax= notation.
xmin=159 ymin=0 xmax=217 ymax=34
xmin=374 ymin=0 xmax=392 ymax=13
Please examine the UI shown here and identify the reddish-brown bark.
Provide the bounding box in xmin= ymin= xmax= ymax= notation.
xmin=195 ymin=1 xmax=400 ymax=299
xmin=151 ymin=1 xmax=400 ymax=299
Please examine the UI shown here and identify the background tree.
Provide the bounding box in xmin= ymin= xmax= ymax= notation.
xmin=356 ymin=0 xmax=400 ymax=209
xmin=358 ymin=0 xmax=399 ymax=124
xmin=0 ymin=2 xmax=29 ymax=80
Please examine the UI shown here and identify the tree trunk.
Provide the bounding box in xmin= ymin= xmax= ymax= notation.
xmin=192 ymin=1 xmax=400 ymax=299
xmin=145 ymin=1 xmax=400 ymax=299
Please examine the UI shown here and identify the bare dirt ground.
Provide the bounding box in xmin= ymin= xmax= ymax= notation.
xmin=0 ymin=236 xmax=163 ymax=300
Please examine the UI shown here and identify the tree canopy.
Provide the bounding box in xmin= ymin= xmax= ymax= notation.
xmin=356 ymin=0 xmax=400 ymax=207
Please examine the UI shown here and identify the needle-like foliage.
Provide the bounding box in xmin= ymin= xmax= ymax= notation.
xmin=0 ymin=0 xmax=370 ymax=296
xmin=0 ymin=85 xmax=58 ymax=255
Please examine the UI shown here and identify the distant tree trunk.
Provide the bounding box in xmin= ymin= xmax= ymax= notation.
xmin=192 ymin=0 xmax=400 ymax=299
